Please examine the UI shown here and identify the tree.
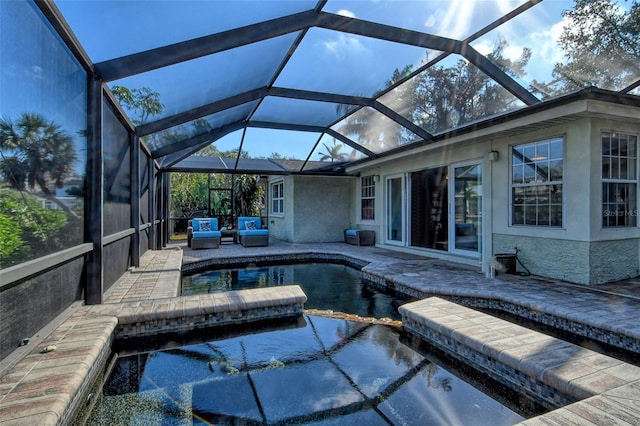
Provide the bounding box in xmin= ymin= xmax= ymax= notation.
xmin=410 ymin=38 xmax=529 ymax=133
xmin=318 ymin=139 xmax=348 ymax=162
xmin=536 ymin=0 xmax=640 ymax=96
xmin=233 ymin=174 xmax=263 ymax=217
xmin=338 ymin=40 xmax=530 ymax=147
xmin=0 ymin=212 xmax=21 ymax=260
xmin=0 ymin=113 xmax=79 ymax=217
xmin=111 ymin=86 xmax=164 ymax=123
xmin=0 ymin=189 xmax=72 ymax=267
xmin=170 ymin=172 xmax=209 ymax=218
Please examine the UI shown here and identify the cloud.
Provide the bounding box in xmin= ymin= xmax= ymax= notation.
xmin=323 ymin=33 xmax=368 ymax=59
xmin=423 ymin=0 xmax=474 ymax=39
xmin=534 ymin=19 xmax=567 ymax=63
xmin=473 ymin=40 xmax=493 ymax=56
xmin=336 ymin=9 xmax=355 ymax=18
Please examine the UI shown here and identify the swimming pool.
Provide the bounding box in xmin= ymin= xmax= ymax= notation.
xmin=181 ymin=262 xmax=410 ymax=320
xmin=87 ymin=314 xmax=541 ymax=425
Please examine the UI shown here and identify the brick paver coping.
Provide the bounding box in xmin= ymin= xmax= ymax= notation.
xmin=400 ymin=297 xmax=640 ymax=425
xmin=0 ymin=285 xmax=306 ymax=425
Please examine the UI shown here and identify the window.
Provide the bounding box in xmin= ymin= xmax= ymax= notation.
xmin=271 ymin=181 xmax=284 ymax=215
xmin=511 ymin=138 xmax=563 ymax=226
xmin=361 ymin=176 xmax=375 ymax=220
xmin=602 ymin=132 xmax=637 ymax=227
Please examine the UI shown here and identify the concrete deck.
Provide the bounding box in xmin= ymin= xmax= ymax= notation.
xmin=1 ymin=238 xmax=640 ymax=424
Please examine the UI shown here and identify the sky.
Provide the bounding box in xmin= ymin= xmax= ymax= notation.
xmin=4 ymin=0 xmax=582 ymax=162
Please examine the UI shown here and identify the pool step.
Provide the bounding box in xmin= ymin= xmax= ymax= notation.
xmin=0 ymin=285 xmax=307 ymax=425
xmin=399 ymin=297 xmax=640 ymax=424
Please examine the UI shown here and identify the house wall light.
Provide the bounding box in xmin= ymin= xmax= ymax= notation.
xmin=488 ymin=151 xmax=499 ymax=162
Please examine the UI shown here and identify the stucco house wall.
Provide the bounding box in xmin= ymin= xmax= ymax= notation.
xmin=347 ymin=97 xmax=640 ymax=285
xmin=493 ymin=114 xmax=640 ymax=284
xmin=268 ymin=175 xmax=354 ymax=243
xmin=267 ymin=176 xmax=293 ymax=241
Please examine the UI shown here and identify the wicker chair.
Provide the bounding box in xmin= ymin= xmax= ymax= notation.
xmin=344 ymin=229 xmax=375 ymax=246
xmin=187 ymin=218 xmax=221 ymax=249
xmin=237 ymin=217 xmax=269 ymax=247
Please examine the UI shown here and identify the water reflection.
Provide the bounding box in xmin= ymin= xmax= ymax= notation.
xmin=89 ymin=315 xmax=526 ymax=425
xmin=182 ymin=263 xmax=410 ymax=320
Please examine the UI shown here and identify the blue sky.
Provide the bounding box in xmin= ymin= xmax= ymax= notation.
xmin=7 ymin=0 xmax=581 ymax=161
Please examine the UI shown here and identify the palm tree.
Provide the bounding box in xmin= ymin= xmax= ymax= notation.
xmin=0 ymin=113 xmax=79 ymax=217
xmin=233 ymin=175 xmax=263 ymax=217
xmin=318 ymin=139 xmax=347 ymax=162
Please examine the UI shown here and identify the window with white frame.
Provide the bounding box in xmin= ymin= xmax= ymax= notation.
xmin=271 ymin=181 xmax=284 ymax=215
xmin=361 ymin=176 xmax=375 ymax=220
xmin=511 ymin=137 xmax=563 ymax=226
xmin=602 ymin=132 xmax=638 ymax=227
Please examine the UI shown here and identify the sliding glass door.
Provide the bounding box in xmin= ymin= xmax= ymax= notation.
xmin=409 ymin=167 xmax=448 ymax=250
xmin=451 ymin=163 xmax=482 ymax=255
xmin=386 ymin=175 xmax=405 ymax=245
xmin=405 ymin=162 xmax=482 ymax=256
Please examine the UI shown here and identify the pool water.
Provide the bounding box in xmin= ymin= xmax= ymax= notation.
xmin=182 ymin=262 xmax=410 ymax=320
xmin=88 ymin=315 xmax=531 ymax=425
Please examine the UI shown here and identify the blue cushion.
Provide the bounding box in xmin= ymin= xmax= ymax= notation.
xmin=192 ymin=218 xmax=218 ymax=232
xmin=238 ymin=217 xmax=261 ymax=230
xmin=193 ymin=230 xmax=221 ymax=238
xmin=345 ymin=229 xmax=358 ymax=236
xmin=238 ymin=229 xmax=268 ymax=236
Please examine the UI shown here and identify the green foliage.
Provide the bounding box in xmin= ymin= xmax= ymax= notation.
xmin=169 ymin=172 xmax=210 ymax=217
xmin=196 ymin=144 xmax=249 ymax=158
xmin=0 ymin=189 xmax=70 ymax=267
xmin=170 ymin=142 xmax=264 ymax=223
xmin=0 ymin=213 xmax=21 ymax=259
xmin=233 ymin=175 xmax=264 ymax=217
xmin=170 ymin=171 xmax=264 ymax=220
xmin=318 ymin=139 xmax=347 ymax=162
xmin=0 ymin=112 xmax=79 ymax=217
xmin=542 ymin=0 xmax=640 ymax=95
xmin=411 ymin=38 xmax=528 ymax=133
xmin=338 ymin=39 xmax=529 ymax=150
xmin=111 ymin=86 xmax=164 ymax=123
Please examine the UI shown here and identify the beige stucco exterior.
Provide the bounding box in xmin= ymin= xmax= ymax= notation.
xmin=268 ymin=175 xmax=355 ymax=243
xmin=266 ymin=97 xmax=639 ymax=284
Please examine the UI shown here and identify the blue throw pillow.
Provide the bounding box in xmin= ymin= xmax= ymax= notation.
xmin=199 ymin=220 xmax=212 ymax=231
xmin=245 ymin=220 xmax=257 ymax=230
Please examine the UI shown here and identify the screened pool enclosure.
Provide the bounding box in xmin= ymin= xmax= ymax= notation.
xmin=1 ymin=0 xmax=639 ymax=360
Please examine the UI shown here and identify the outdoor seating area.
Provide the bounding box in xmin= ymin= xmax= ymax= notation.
xmin=237 ymin=216 xmax=269 ymax=247
xmin=186 ymin=217 xmax=269 ymax=248
xmin=344 ymin=228 xmax=376 ymax=246
xmin=187 ymin=218 xmax=222 ymax=250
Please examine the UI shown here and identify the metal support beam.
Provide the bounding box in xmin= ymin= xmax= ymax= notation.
xmin=137 ymin=87 xmax=268 ymax=136
xmin=153 ymin=121 xmax=246 ymax=160
xmin=315 ymin=12 xmax=539 ymax=106
xmin=85 ymin=77 xmax=103 ymax=305
xmin=131 ymin=134 xmax=140 ymax=267
xmin=372 ymin=100 xmax=433 ymax=141
xmin=316 ymin=11 xmax=462 ymax=53
xmin=35 ymin=0 xmax=94 ymax=74
xmin=460 ymin=44 xmax=540 ymax=105
xmin=269 ymin=87 xmax=372 ymax=106
xmin=95 ymin=10 xmax=321 ymax=82
xmin=163 ymin=173 xmax=170 ymax=246
xmin=325 ymin=128 xmax=377 ymax=158
xmin=148 ymin=156 xmax=155 ymax=249
xmin=137 ymin=86 xmax=371 ymax=142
